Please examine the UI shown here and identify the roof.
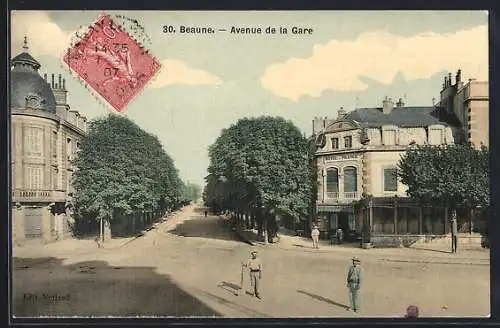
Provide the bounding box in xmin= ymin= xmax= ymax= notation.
xmin=344 ymin=106 xmax=451 ymax=128
xmin=11 ymin=52 xmax=41 ymax=70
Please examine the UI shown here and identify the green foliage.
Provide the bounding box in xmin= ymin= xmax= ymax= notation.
xmin=397 ymin=143 xmax=489 ymax=209
xmin=205 ymin=116 xmax=312 ymax=220
xmin=72 ymin=114 xmax=183 ymax=221
xmin=182 ymin=182 xmax=202 ymax=202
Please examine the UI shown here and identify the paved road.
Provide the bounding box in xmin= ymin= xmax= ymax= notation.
xmin=12 ymin=205 xmax=490 ymax=318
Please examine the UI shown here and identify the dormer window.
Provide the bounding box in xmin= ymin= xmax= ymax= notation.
xmin=25 ymin=94 xmax=44 ymax=110
xmin=331 ymin=138 xmax=339 ymax=149
xmin=344 ymin=136 xmax=352 ymax=148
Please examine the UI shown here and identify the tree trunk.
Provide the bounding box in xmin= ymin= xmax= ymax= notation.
xmin=100 ymin=217 xmax=104 ymax=243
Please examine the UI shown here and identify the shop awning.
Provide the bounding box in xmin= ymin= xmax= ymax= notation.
xmin=316 ymin=204 xmax=353 ymax=213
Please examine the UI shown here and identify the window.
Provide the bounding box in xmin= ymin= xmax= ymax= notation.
xmin=52 ymin=167 xmax=58 ymax=190
xmin=383 ymin=130 xmax=396 ymax=145
xmin=383 ymin=168 xmax=398 ymax=192
xmin=67 ymin=138 xmax=72 ymax=160
xmin=331 ymin=138 xmax=339 ymax=149
xmin=52 ymin=131 xmax=57 ymax=158
xmin=344 ymin=136 xmax=352 ymax=148
xmin=24 ymin=127 xmax=43 ymax=156
xmin=343 ymin=167 xmax=357 ymax=193
xmin=326 ymin=168 xmax=339 ymax=193
xmin=25 ymin=167 xmax=43 ymax=189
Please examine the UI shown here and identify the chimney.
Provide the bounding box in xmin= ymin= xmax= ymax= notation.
xmin=382 ymin=97 xmax=394 ymax=114
xmin=63 ymin=78 xmax=66 ymax=90
xmin=456 ymin=69 xmax=462 ymax=84
xmin=51 ymin=74 xmax=55 ymax=88
xmin=396 ymin=98 xmax=404 ymax=108
xmin=448 ymin=72 xmax=452 ymax=85
xmin=337 ymin=107 xmax=347 ymax=119
xmin=43 ymin=73 xmax=47 ymax=82
xmin=58 ymin=74 xmax=62 ymax=89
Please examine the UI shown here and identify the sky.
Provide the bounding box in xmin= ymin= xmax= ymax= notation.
xmin=10 ymin=11 xmax=488 ymax=187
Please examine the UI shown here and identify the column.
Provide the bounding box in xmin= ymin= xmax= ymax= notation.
xmin=13 ymin=205 xmax=25 ymax=246
xmin=43 ymin=206 xmax=52 ymax=243
xmin=393 ymin=202 xmax=398 ymax=234
xmin=444 ymin=207 xmax=449 ymax=234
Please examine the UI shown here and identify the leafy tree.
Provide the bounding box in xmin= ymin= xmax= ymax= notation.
xmin=206 ymin=116 xmax=312 ymax=242
xmin=397 ymin=143 xmax=489 ymax=216
xmin=182 ymin=182 xmax=202 ymax=202
xmin=72 ymin=114 xmax=183 ymax=238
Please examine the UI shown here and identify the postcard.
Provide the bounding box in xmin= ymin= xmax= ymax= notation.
xmin=10 ymin=10 xmax=490 ymax=319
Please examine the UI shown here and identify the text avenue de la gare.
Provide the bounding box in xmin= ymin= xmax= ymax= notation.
xmin=163 ymin=25 xmax=314 ymax=35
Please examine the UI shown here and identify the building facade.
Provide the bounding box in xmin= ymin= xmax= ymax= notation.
xmin=312 ymin=95 xmax=465 ymax=240
xmin=439 ymin=69 xmax=489 ymax=148
xmin=11 ymin=38 xmax=88 ymax=246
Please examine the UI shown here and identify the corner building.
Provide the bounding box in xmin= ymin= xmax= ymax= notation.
xmin=312 ymin=94 xmax=473 ymax=243
xmin=11 ymin=38 xmax=88 ymax=246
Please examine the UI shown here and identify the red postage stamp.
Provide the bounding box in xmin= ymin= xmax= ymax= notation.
xmin=62 ymin=14 xmax=161 ymax=113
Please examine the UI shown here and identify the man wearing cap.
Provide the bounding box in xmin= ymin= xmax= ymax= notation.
xmin=346 ymin=256 xmax=363 ymax=312
xmin=242 ymin=250 xmax=263 ymax=299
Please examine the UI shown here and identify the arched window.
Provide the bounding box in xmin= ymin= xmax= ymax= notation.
xmin=326 ymin=168 xmax=339 ymax=193
xmin=343 ymin=166 xmax=357 ymax=193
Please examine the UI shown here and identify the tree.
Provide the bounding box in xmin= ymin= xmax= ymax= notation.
xmin=206 ymin=116 xmax=312 ymax=242
xmin=182 ymin=182 xmax=202 ymax=203
xmin=72 ymin=114 xmax=183 ymax=239
xmin=397 ymin=143 xmax=489 ymax=216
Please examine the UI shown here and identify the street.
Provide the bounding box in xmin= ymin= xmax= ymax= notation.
xmin=12 ymin=205 xmax=490 ymax=318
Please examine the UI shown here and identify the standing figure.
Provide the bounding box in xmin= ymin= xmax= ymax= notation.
xmin=336 ymin=227 xmax=344 ymax=244
xmin=311 ymin=224 xmax=320 ymax=249
xmin=242 ymin=251 xmax=263 ymax=299
xmin=451 ymin=211 xmax=458 ymax=253
xmin=204 ymin=209 xmax=208 ymax=217
xmin=346 ymin=256 xmax=362 ymax=312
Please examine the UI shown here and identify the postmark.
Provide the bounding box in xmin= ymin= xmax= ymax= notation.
xmin=62 ymin=13 xmax=161 ymax=113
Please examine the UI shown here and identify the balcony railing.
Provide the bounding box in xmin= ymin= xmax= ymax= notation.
xmin=344 ymin=192 xmax=358 ymax=199
xmin=321 ymin=191 xmax=360 ymax=203
xmin=12 ymin=189 xmax=68 ymax=202
xmin=327 ymin=192 xmax=339 ymax=199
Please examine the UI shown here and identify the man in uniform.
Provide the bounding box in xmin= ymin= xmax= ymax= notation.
xmin=346 ymin=256 xmax=362 ymax=312
xmin=242 ymin=250 xmax=263 ymax=299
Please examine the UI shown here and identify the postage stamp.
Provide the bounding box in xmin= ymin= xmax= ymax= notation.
xmin=62 ymin=13 xmax=161 ymax=113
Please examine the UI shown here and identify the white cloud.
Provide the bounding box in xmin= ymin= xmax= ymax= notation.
xmin=261 ymin=25 xmax=488 ymax=101
xmin=11 ymin=11 xmax=74 ymax=57
xmin=150 ymin=59 xmax=223 ymax=88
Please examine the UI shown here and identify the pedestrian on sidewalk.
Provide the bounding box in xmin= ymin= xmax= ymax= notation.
xmin=311 ymin=224 xmax=320 ymax=249
xmin=336 ymin=227 xmax=344 ymax=245
xmin=451 ymin=211 xmax=458 ymax=253
xmin=346 ymin=256 xmax=362 ymax=312
xmin=242 ymin=250 xmax=263 ymax=299
xmin=204 ymin=209 xmax=208 ymax=217
xmin=94 ymin=235 xmax=102 ymax=248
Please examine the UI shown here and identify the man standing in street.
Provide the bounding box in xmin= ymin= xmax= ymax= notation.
xmin=451 ymin=211 xmax=458 ymax=253
xmin=242 ymin=251 xmax=263 ymax=299
xmin=346 ymin=256 xmax=362 ymax=312
xmin=311 ymin=224 xmax=320 ymax=249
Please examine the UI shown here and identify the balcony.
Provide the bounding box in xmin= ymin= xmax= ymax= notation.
xmin=321 ymin=191 xmax=360 ymax=204
xmin=12 ymin=189 xmax=68 ymax=203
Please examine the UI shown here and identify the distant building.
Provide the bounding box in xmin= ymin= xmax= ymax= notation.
xmin=11 ymin=37 xmax=88 ymax=246
xmin=439 ymin=69 xmax=489 ymax=148
xmin=311 ymin=79 xmax=487 ymax=242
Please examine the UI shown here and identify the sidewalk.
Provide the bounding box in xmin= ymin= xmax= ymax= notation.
xmin=12 ymin=208 xmax=188 ymax=260
xmin=234 ymin=227 xmax=489 ymax=265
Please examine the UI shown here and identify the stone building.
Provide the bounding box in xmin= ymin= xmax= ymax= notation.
xmin=11 ymin=37 xmax=88 ymax=246
xmin=312 ymin=90 xmax=478 ymax=242
xmin=439 ymin=69 xmax=489 ymax=148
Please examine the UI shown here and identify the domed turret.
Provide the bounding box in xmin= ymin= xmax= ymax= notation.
xmin=10 ymin=36 xmax=57 ymax=113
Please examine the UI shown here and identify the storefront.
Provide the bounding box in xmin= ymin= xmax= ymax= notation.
xmin=316 ymin=204 xmax=357 ymax=239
